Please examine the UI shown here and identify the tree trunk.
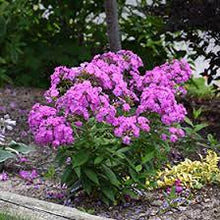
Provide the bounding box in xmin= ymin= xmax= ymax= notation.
xmin=105 ymin=0 xmax=122 ymax=52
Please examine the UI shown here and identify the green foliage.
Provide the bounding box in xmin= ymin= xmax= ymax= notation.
xmin=0 ymin=141 xmax=35 ymax=163
xmin=121 ymin=14 xmax=175 ymax=69
xmin=43 ymin=165 xmax=56 ymax=180
xmin=0 ymin=213 xmax=28 ymax=220
xmin=0 ymin=0 xmax=182 ymax=87
xmin=154 ymin=150 xmax=220 ymax=189
xmin=56 ymin=118 xmax=170 ymax=204
xmin=186 ymin=77 xmax=216 ymax=99
xmin=0 ymin=0 xmax=106 ymax=87
xmin=178 ymin=114 xmax=208 ymax=154
xmin=177 ymin=106 xmax=220 ymax=156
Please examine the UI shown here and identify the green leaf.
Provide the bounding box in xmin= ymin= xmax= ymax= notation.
xmin=0 ymin=17 xmax=6 ymax=37
xmin=170 ymin=186 xmax=176 ymax=199
xmin=0 ymin=150 xmax=15 ymax=163
xmin=142 ymin=151 xmax=154 ymax=163
xmin=44 ymin=165 xmax=56 ymax=180
xmin=61 ymin=166 xmax=74 ymax=185
xmin=194 ymin=123 xmax=208 ymax=132
xmin=82 ymin=178 xmax=92 ymax=194
xmin=184 ymin=117 xmax=193 ymax=127
xmin=84 ymin=168 xmax=99 ymax=185
xmin=117 ymin=147 xmax=130 ymax=154
xmin=135 ymin=164 xmax=142 ymax=172
xmin=94 ymin=156 xmax=104 ymax=165
xmin=193 ymin=108 xmax=202 ymax=119
xmin=74 ymin=166 xmax=81 ymax=178
xmin=101 ymin=186 xmax=115 ymax=202
xmin=123 ymin=188 xmax=138 ymax=199
xmin=8 ymin=141 xmax=35 ymax=154
xmin=102 ymin=165 xmax=120 ymax=187
xmin=129 ymin=167 xmax=139 ymax=182
xmin=72 ymin=150 xmax=89 ymax=167
xmin=101 ymin=195 xmax=110 ymax=206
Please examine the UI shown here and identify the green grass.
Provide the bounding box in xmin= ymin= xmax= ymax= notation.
xmin=0 ymin=213 xmax=27 ymax=220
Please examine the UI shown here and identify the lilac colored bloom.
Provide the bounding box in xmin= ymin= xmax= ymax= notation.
xmin=29 ymin=106 xmax=74 ymax=147
xmin=19 ymin=169 xmax=38 ymax=181
xmin=0 ymin=172 xmax=8 ymax=181
xmin=9 ymin=102 xmax=16 ymax=109
xmin=122 ymin=103 xmax=130 ymax=112
xmin=175 ymin=186 xmax=183 ymax=193
xmin=0 ymin=106 xmax=6 ymax=112
xmin=20 ymin=131 xmax=28 ymax=137
xmin=74 ymin=121 xmax=83 ymax=127
xmin=28 ymin=50 xmax=192 ymax=146
xmin=169 ymin=127 xmax=185 ymax=141
xmin=161 ymin=133 xmax=167 ymax=141
xmin=166 ymin=187 xmax=171 ymax=194
xmin=175 ymin=179 xmax=181 ymax=186
xmin=19 ymin=157 xmax=28 ymax=163
xmin=47 ymin=191 xmax=65 ymax=200
xmin=170 ymin=134 xmax=178 ymax=143
xmin=34 ymin=184 xmax=40 ymax=189
xmin=122 ymin=136 xmax=131 ymax=145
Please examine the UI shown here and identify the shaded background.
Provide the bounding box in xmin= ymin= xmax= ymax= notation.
xmin=0 ymin=0 xmax=219 ymax=88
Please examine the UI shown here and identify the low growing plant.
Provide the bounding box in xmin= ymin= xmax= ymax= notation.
xmin=152 ymin=150 xmax=220 ymax=190
xmin=0 ymin=114 xmax=34 ymax=166
xmin=29 ymin=50 xmax=192 ymax=203
xmin=177 ymin=107 xmax=220 ymax=154
xmin=186 ymin=77 xmax=216 ymax=99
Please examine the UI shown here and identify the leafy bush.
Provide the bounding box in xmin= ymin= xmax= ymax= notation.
xmin=28 ymin=50 xmax=192 ymax=203
xmin=0 ymin=0 xmax=183 ymax=88
xmin=177 ymin=108 xmax=220 ymax=155
xmin=186 ymin=77 xmax=216 ymax=99
xmin=152 ymin=150 xmax=220 ymax=189
xmin=0 ymin=0 xmax=105 ymax=87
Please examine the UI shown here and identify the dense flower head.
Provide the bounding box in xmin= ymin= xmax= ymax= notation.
xmin=44 ymin=66 xmax=82 ymax=102
xmin=28 ymin=104 xmax=57 ymax=132
xmin=141 ymin=59 xmax=192 ymax=94
xmin=28 ymin=104 xmax=73 ymax=147
xmin=137 ymin=86 xmax=187 ymax=125
xmin=29 ymin=50 xmax=192 ymax=147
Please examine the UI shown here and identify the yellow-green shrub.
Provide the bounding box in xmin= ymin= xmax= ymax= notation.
xmin=148 ymin=150 xmax=220 ymax=189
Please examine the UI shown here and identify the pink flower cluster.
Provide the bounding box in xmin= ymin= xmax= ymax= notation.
xmin=167 ymin=179 xmax=183 ymax=194
xmin=29 ymin=50 xmax=192 ymax=146
xmin=28 ymin=104 xmax=73 ymax=147
xmin=19 ymin=169 xmax=38 ymax=181
xmin=0 ymin=172 xmax=8 ymax=181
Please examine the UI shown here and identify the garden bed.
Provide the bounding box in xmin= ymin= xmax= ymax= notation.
xmin=0 ymin=86 xmax=220 ymax=220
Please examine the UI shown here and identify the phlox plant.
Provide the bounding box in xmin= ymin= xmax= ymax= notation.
xmin=28 ymin=50 xmax=192 ymax=204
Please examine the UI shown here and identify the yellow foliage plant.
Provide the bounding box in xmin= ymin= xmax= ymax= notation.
xmin=148 ymin=150 xmax=220 ymax=189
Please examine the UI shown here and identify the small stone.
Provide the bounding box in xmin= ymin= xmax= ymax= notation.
xmin=151 ymin=200 xmax=163 ymax=207
xmin=204 ymin=198 xmax=211 ymax=203
xmin=178 ymin=206 xmax=187 ymax=211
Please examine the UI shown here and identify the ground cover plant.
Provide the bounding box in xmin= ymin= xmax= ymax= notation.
xmin=0 ymin=213 xmax=27 ymax=220
xmin=0 ymin=113 xmax=34 ymax=171
xmin=28 ymin=50 xmax=192 ymax=203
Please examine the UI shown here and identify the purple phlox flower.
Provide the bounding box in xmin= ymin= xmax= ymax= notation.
xmin=0 ymin=172 xmax=9 ymax=181
xmin=28 ymin=50 xmax=192 ymax=146
xmin=19 ymin=157 xmax=28 ymax=163
xmin=19 ymin=169 xmax=38 ymax=181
